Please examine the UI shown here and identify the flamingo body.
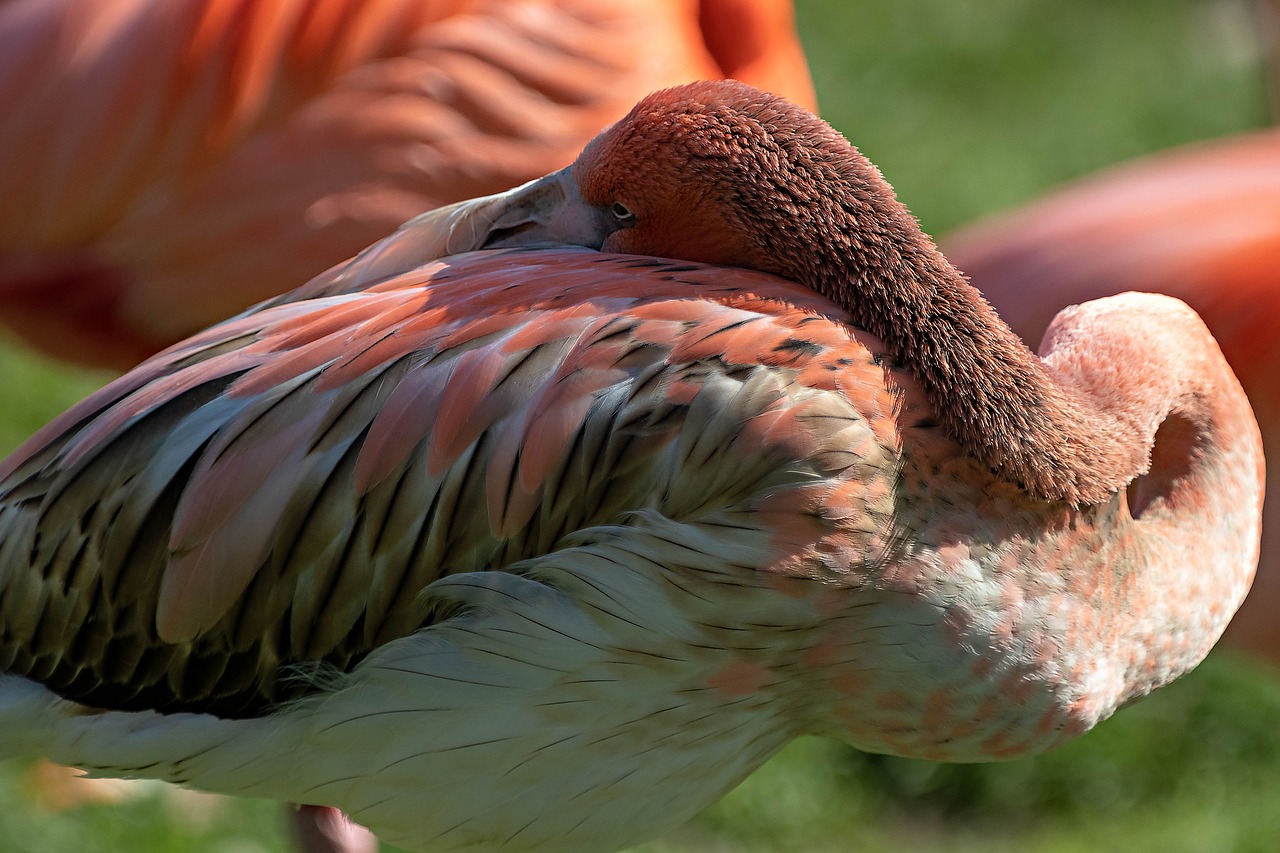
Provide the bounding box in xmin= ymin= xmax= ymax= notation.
xmin=0 ymin=83 xmax=1263 ymax=852
xmin=944 ymin=129 xmax=1280 ymax=662
xmin=0 ymin=0 xmax=814 ymax=368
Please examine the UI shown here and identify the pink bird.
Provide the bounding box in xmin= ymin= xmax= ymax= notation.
xmin=0 ymin=0 xmax=814 ymax=369
xmin=0 ymin=82 xmax=1262 ymax=853
xmin=944 ymin=129 xmax=1280 ymax=666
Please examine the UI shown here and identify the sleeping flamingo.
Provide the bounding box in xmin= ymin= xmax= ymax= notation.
xmin=943 ymin=129 xmax=1280 ymax=666
xmin=0 ymin=0 xmax=814 ymax=369
xmin=0 ymin=82 xmax=1262 ymax=852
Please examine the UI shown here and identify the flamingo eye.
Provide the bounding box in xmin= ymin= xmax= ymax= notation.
xmin=611 ymin=202 xmax=636 ymax=226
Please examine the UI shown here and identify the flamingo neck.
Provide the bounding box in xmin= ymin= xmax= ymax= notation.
xmin=757 ymin=169 xmax=1159 ymax=505
xmin=859 ymin=257 xmax=1150 ymax=505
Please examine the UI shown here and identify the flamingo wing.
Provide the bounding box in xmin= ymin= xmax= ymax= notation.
xmin=0 ymin=247 xmax=891 ymax=719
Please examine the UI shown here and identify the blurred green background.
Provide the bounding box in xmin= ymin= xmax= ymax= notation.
xmin=2 ymin=0 xmax=1278 ymax=851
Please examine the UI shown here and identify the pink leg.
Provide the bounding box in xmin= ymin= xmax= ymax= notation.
xmin=288 ymin=804 xmax=380 ymax=853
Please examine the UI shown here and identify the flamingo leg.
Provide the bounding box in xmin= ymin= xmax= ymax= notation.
xmin=288 ymin=804 xmax=379 ymax=853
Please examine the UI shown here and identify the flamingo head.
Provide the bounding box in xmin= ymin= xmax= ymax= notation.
xmin=473 ymin=80 xmax=914 ymax=292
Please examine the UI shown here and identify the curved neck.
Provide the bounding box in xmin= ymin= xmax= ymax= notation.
xmin=757 ymin=158 xmax=1163 ymax=505
xmin=841 ymin=249 xmax=1146 ymax=505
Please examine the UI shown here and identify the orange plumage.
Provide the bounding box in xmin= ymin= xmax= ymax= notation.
xmin=0 ymin=0 xmax=814 ymax=368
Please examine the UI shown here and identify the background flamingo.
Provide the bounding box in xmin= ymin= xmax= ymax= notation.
xmin=0 ymin=81 xmax=1261 ymax=853
xmin=942 ymin=129 xmax=1280 ymax=665
xmin=0 ymin=0 xmax=814 ymax=369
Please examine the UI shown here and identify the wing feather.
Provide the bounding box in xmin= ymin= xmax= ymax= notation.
xmin=0 ymin=250 xmax=890 ymax=716
xmin=356 ymin=358 xmax=455 ymax=494
xmin=427 ymin=344 xmax=523 ymax=477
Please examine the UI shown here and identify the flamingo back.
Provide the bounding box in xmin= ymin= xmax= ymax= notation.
xmin=0 ymin=0 xmax=815 ymax=367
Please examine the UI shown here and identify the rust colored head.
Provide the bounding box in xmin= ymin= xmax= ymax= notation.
xmin=571 ymin=80 xmax=920 ymax=295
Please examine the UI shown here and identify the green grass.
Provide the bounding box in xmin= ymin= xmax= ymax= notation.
xmin=2 ymin=1 xmax=1277 ymax=850
xmin=798 ymin=0 xmax=1269 ymax=235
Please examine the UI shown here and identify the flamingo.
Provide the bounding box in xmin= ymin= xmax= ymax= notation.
xmin=0 ymin=0 xmax=814 ymax=369
xmin=942 ymin=129 xmax=1280 ymax=665
xmin=0 ymin=81 xmax=1262 ymax=852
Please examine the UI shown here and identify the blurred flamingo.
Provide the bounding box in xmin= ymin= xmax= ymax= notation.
xmin=0 ymin=0 xmax=814 ymax=369
xmin=0 ymin=82 xmax=1262 ymax=852
xmin=944 ymin=128 xmax=1280 ymax=665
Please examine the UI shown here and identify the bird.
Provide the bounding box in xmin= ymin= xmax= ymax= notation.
xmin=0 ymin=81 xmax=1262 ymax=853
xmin=0 ymin=0 xmax=814 ymax=369
xmin=942 ymin=128 xmax=1280 ymax=666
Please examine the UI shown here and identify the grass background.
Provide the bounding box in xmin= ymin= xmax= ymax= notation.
xmin=2 ymin=0 xmax=1278 ymax=850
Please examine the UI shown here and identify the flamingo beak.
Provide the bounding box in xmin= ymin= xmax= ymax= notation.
xmin=474 ymin=167 xmax=615 ymax=251
xmin=299 ymin=168 xmax=616 ymax=298
xmin=384 ymin=167 xmax=614 ymax=258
